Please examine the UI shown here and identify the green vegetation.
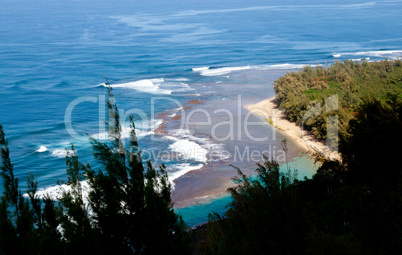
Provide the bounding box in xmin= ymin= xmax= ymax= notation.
xmin=0 ymin=88 xmax=191 ymax=255
xmin=195 ymin=98 xmax=402 ymax=255
xmin=273 ymin=59 xmax=402 ymax=146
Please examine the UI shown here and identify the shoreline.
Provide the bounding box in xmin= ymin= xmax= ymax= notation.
xmin=244 ymin=97 xmax=340 ymax=161
xmin=163 ymin=69 xmax=320 ymax=209
xmin=155 ymin=97 xmax=236 ymax=208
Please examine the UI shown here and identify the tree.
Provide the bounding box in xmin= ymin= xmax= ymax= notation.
xmin=199 ymin=157 xmax=302 ymax=255
xmin=340 ymin=96 xmax=402 ymax=187
xmin=0 ymin=123 xmax=36 ymax=254
xmin=0 ymin=86 xmax=191 ymax=254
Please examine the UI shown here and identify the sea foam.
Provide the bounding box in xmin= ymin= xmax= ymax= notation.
xmin=192 ymin=64 xmax=308 ymax=76
xmin=332 ymin=50 xmax=402 ymax=59
xmin=103 ymin=78 xmax=172 ymax=95
xmin=167 ymin=129 xmax=230 ymax=161
xmin=36 ymin=146 xmax=48 ymax=152
xmin=253 ymin=63 xmax=309 ymax=70
xmin=192 ymin=66 xmax=251 ymax=76
xmin=168 ymin=163 xmax=204 ymax=181
xmin=166 ymin=136 xmax=208 ymax=163
xmin=51 ymin=149 xmax=75 ymax=158
xmin=23 ymin=181 xmax=91 ymax=201
xmin=26 ymin=161 xmax=203 ymax=197
xmin=169 ymin=77 xmax=189 ymax=82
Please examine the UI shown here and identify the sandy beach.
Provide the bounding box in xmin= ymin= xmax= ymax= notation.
xmin=244 ymin=97 xmax=340 ymax=161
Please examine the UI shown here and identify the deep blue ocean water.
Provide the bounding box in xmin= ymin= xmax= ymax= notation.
xmin=1 ymin=0 xmax=401 ymax=226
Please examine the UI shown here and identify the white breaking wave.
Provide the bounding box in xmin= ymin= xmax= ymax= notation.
xmin=168 ymin=163 xmax=204 ymax=189
xmin=51 ymin=149 xmax=75 ymax=158
xmin=332 ymin=50 xmax=402 ymax=59
xmin=101 ymin=78 xmax=195 ymax=94
xmin=192 ymin=67 xmax=210 ymax=72
xmin=26 ymin=181 xmax=89 ymax=202
xmin=192 ymin=66 xmax=252 ymax=76
xmin=167 ymin=106 xmax=184 ymax=118
xmin=26 ymin=162 xmax=202 ymax=197
xmin=36 ymin=146 xmax=48 ymax=152
xmin=253 ymin=63 xmax=309 ymax=70
xmin=168 ymin=163 xmax=203 ymax=181
xmin=168 ymin=129 xmax=230 ymax=161
xmin=24 ymin=181 xmax=91 ymax=201
xmin=166 ymin=136 xmax=208 ymax=163
xmin=103 ymin=78 xmax=172 ymax=95
xmin=192 ymin=64 xmax=309 ymax=76
xmin=169 ymin=77 xmax=189 ymax=82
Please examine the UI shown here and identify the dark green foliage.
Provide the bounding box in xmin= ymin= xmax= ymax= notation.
xmin=0 ymin=197 xmax=17 ymax=254
xmin=273 ymin=60 xmax=402 ymax=146
xmin=341 ymin=96 xmax=402 ymax=187
xmin=0 ymin=124 xmax=35 ymax=254
xmin=0 ymin=129 xmax=64 ymax=253
xmin=199 ymin=159 xmax=302 ymax=255
xmin=0 ymin=87 xmax=191 ymax=254
xmin=0 ymin=125 xmax=20 ymax=224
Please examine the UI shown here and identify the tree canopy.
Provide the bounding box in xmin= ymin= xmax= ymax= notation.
xmin=273 ymin=59 xmax=402 ymax=147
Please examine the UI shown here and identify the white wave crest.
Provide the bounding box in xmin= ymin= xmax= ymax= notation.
xmin=168 ymin=163 xmax=204 ymax=189
xmin=51 ymin=149 xmax=75 ymax=158
xmin=193 ymin=66 xmax=252 ymax=76
xmin=104 ymin=78 xmax=172 ymax=95
xmin=166 ymin=136 xmax=208 ymax=163
xmin=169 ymin=77 xmax=189 ymax=82
xmin=23 ymin=181 xmax=90 ymax=201
xmin=168 ymin=129 xmax=230 ymax=161
xmin=253 ymin=63 xmax=309 ymax=70
xmin=192 ymin=67 xmax=210 ymax=72
xmin=167 ymin=106 xmax=184 ymax=118
xmin=168 ymin=163 xmax=204 ymax=181
xmin=332 ymin=50 xmax=402 ymax=59
xmin=192 ymin=64 xmax=309 ymax=76
xmin=36 ymin=146 xmax=48 ymax=152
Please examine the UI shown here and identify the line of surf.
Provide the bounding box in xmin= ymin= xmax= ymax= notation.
xmin=192 ymin=63 xmax=309 ymax=76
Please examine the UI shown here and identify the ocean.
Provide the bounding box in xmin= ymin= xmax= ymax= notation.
xmin=1 ymin=0 xmax=401 ymax=226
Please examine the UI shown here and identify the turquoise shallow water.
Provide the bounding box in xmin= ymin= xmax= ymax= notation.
xmin=176 ymin=155 xmax=318 ymax=227
xmin=0 ymin=0 xmax=401 ymax=226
